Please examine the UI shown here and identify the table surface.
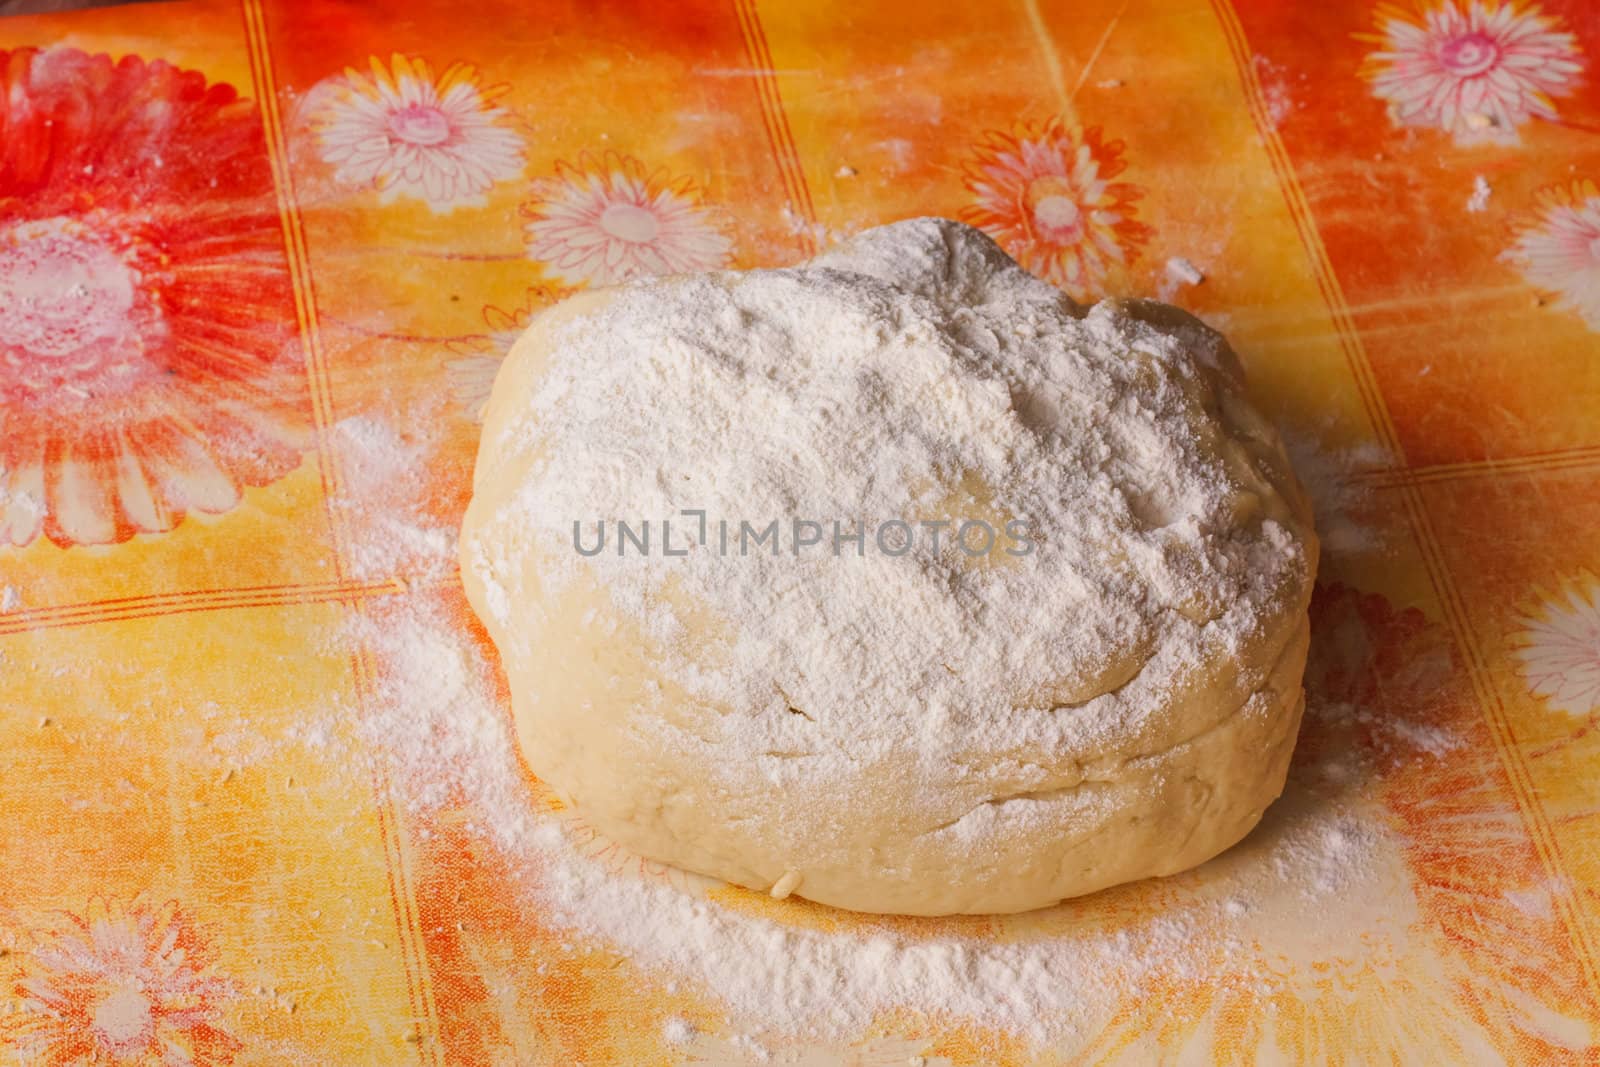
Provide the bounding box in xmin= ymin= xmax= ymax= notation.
xmin=2 ymin=0 xmax=1600 ymax=1064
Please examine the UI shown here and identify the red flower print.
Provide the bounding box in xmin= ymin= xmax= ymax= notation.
xmin=1302 ymin=583 xmax=1598 ymax=1062
xmin=0 ymin=47 xmax=309 ymax=548
xmin=0 ymin=897 xmax=242 ymax=1065
xmin=959 ymin=118 xmax=1153 ymax=301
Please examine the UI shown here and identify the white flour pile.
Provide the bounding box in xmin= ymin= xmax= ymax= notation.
xmin=329 ymin=599 xmax=1399 ymax=1049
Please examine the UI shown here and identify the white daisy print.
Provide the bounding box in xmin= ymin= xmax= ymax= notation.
xmin=1359 ymin=1 xmax=1584 ymax=144
xmin=444 ymin=286 xmax=572 ymax=420
xmin=1513 ymin=574 xmax=1600 ymax=716
xmin=1504 ymin=180 xmax=1600 ymax=330
xmin=311 ymin=53 xmax=524 ymax=210
xmin=0 ymin=897 xmax=240 ymax=1064
xmin=444 ymin=352 xmax=503 ymax=422
xmin=521 ymin=151 xmax=732 ymax=287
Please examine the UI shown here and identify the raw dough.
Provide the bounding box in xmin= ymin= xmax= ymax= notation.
xmin=461 ymin=218 xmax=1317 ymax=915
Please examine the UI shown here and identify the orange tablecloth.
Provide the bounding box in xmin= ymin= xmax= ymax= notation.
xmin=3 ymin=1 xmax=1599 ymax=1063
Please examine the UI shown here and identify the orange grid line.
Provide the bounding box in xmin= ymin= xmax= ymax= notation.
xmin=1213 ymin=0 xmax=1600 ymax=1011
xmin=1356 ymin=444 xmax=1600 ymax=491
xmin=237 ymin=3 xmax=444 ymax=1061
xmin=0 ymin=578 xmax=405 ymax=637
xmin=734 ymin=0 xmax=820 ymax=257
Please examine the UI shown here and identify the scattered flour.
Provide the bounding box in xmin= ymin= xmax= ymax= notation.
xmin=1279 ymin=430 xmax=1393 ymax=557
xmin=333 ymin=597 xmax=1408 ymax=1048
xmin=663 ymin=1016 xmax=697 ymax=1045
xmin=1251 ymin=54 xmax=1300 ymax=130
xmin=1165 ymin=256 xmax=1205 ymax=287
xmin=777 ymin=204 xmax=846 ymax=250
xmin=345 ymin=601 xmax=516 ymax=817
xmin=1467 ymin=175 xmax=1492 ymax=213
xmin=0 ymin=482 xmax=44 ymax=544
xmin=1386 ymin=717 xmax=1466 ymax=758
xmin=0 ymin=585 xmax=19 ymax=614
xmin=1311 ymin=699 xmax=1464 ymax=762
xmin=328 ymin=416 xmax=456 ymax=581
xmin=271 ymin=225 xmax=1498 ymax=1050
xmin=1503 ymin=884 xmax=1556 ymax=921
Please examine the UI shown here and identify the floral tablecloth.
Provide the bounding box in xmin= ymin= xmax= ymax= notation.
xmin=3 ymin=0 xmax=1600 ymax=1063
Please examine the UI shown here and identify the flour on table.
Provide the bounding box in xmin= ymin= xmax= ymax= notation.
xmin=329 ymin=416 xmax=456 ymax=581
xmin=1165 ymin=256 xmax=1205 ymax=286
xmin=1279 ymin=429 xmax=1393 ymax=557
xmin=1385 ymin=717 xmax=1465 ymax=757
xmin=0 ymin=482 xmax=43 ymax=537
xmin=330 ymin=594 xmax=1408 ymax=1048
xmin=1503 ymin=886 xmax=1552 ymax=920
xmin=1467 ymin=175 xmax=1492 ymax=213
xmin=1309 ymin=698 xmax=1464 ymax=762
xmin=1252 ymin=53 xmax=1300 ymax=130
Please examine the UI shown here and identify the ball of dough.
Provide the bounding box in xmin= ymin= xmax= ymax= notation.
xmin=461 ymin=218 xmax=1317 ymax=916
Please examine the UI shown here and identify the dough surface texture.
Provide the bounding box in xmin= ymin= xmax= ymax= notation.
xmin=461 ymin=218 xmax=1318 ymax=915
